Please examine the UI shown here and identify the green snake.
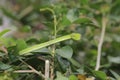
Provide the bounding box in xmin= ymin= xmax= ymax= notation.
xmin=19 ymin=33 xmax=81 ymax=55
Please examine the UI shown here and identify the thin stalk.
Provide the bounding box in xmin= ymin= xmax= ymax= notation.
xmin=18 ymin=58 xmax=45 ymax=79
xmin=50 ymin=61 xmax=54 ymax=80
xmin=40 ymin=8 xmax=57 ymax=80
xmin=51 ymin=8 xmax=57 ymax=80
xmin=52 ymin=10 xmax=57 ymax=56
xmin=95 ymin=16 xmax=108 ymax=71
xmin=45 ymin=60 xmax=50 ymax=80
xmin=53 ymin=14 xmax=57 ymax=38
xmin=40 ymin=8 xmax=57 ymax=54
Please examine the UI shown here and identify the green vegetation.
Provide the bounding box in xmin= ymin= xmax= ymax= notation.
xmin=0 ymin=0 xmax=120 ymax=80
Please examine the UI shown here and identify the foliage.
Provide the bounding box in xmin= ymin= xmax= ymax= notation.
xmin=0 ymin=0 xmax=120 ymax=80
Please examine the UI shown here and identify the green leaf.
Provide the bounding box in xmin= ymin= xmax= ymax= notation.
xmin=0 ymin=73 xmax=13 ymax=80
xmin=1 ymin=7 xmax=18 ymax=20
xmin=108 ymin=56 xmax=120 ymax=64
xmin=69 ymin=75 xmax=78 ymax=80
xmin=60 ymin=16 xmax=71 ymax=26
xmin=18 ymin=6 xmax=33 ymax=19
xmin=56 ymin=46 xmax=73 ymax=59
xmin=80 ymin=0 xmax=89 ymax=5
xmin=0 ymin=29 xmax=10 ymax=37
xmin=16 ymin=39 xmax=27 ymax=51
xmin=58 ymin=16 xmax=71 ymax=32
xmin=0 ymin=38 xmax=16 ymax=47
xmin=76 ymin=67 xmax=84 ymax=74
xmin=66 ymin=9 xmax=78 ymax=22
xmin=20 ymin=25 xmax=31 ymax=32
xmin=110 ymin=70 xmax=120 ymax=79
xmin=68 ymin=58 xmax=80 ymax=67
xmin=0 ymin=62 xmax=11 ymax=70
xmin=55 ymin=72 xmax=69 ymax=80
xmin=73 ymin=18 xmax=91 ymax=24
xmin=109 ymin=77 xmax=116 ymax=80
xmin=0 ymin=52 xmax=6 ymax=57
xmin=93 ymin=71 xmax=107 ymax=80
xmin=57 ymin=56 xmax=70 ymax=71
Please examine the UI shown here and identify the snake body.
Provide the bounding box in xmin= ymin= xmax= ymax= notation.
xmin=19 ymin=33 xmax=81 ymax=55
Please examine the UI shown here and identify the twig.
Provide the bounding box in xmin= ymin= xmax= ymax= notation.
xmin=45 ymin=60 xmax=50 ymax=80
xmin=14 ymin=70 xmax=35 ymax=73
xmin=50 ymin=61 xmax=54 ymax=80
xmin=17 ymin=58 xmax=45 ymax=78
xmin=95 ymin=16 xmax=108 ymax=71
xmin=40 ymin=8 xmax=57 ymax=80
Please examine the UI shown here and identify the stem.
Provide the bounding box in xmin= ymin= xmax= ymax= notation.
xmin=52 ymin=8 xmax=57 ymax=80
xmin=95 ymin=16 xmax=107 ymax=71
xmin=53 ymin=14 xmax=57 ymax=38
xmin=40 ymin=8 xmax=57 ymax=38
xmin=45 ymin=60 xmax=50 ymax=80
xmin=50 ymin=61 xmax=54 ymax=80
xmin=40 ymin=8 xmax=57 ymax=80
xmin=18 ymin=58 xmax=45 ymax=78
xmin=14 ymin=70 xmax=35 ymax=73
xmin=52 ymin=10 xmax=57 ymax=56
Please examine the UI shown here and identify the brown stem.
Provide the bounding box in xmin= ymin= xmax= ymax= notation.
xmin=18 ymin=58 xmax=45 ymax=78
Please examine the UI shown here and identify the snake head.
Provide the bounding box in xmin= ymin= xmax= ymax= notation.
xmin=71 ymin=33 xmax=81 ymax=40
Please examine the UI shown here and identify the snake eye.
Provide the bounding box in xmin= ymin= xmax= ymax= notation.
xmin=71 ymin=33 xmax=81 ymax=40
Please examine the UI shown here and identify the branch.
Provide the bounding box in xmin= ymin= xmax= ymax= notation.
xmin=17 ymin=58 xmax=45 ymax=79
xmin=95 ymin=16 xmax=108 ymax=71
xmin=45 ymin=60 xmax=50 ymax=80
xmin=14 ymin=70 xmax=35 ymax=73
